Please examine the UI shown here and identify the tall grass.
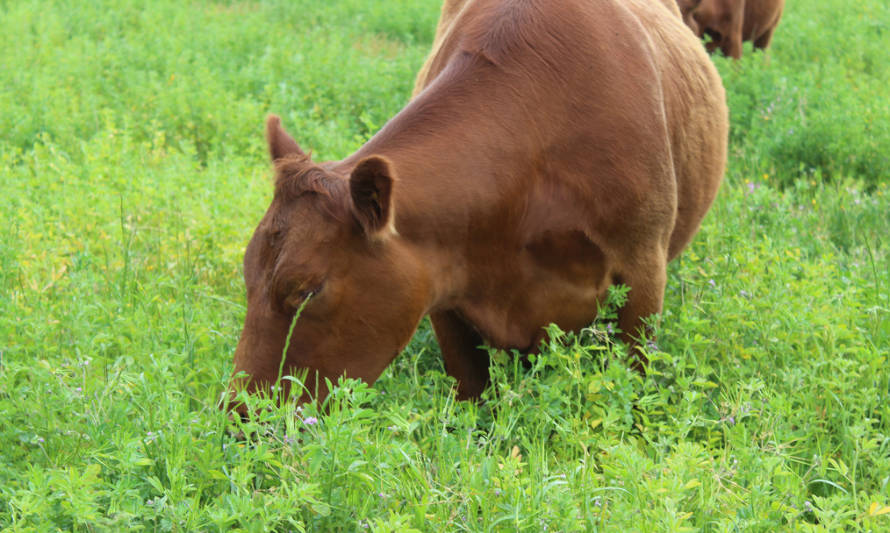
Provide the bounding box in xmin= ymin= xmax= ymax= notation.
xmin=1 ymin=0 xmax=888 ymax=530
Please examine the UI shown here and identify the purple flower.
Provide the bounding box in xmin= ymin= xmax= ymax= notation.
xmin=303 ymin=416 xmax=318 ymax=426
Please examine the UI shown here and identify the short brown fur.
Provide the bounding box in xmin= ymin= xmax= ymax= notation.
xmin=229 ymin=0 xmax=728 ymax=405
xmin=675 ymin=0 xmax=704 ymax=35
xmin=684 ymin=0 xmax=784 ymax=59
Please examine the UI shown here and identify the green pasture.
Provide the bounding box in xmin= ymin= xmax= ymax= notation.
xmin=1 ymin=0 xmax=889 ymax=530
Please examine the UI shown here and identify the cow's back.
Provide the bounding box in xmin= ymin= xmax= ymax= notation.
xmin=413 ymin=0 xmax=726 ymax=262
xmin=412 ymin=0 xmax=473 ymax=97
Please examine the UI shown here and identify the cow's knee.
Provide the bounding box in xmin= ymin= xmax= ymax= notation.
xmin=431 ymin=310 xmax=491 ymax=400
xmin=615 ymin=259 xmax=667 ymax=372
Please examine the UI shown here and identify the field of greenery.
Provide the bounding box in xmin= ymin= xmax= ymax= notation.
xmin=1 ymin=0 xmax=889 ymax=530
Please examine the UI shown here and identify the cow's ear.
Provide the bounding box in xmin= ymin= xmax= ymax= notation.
xmin=349 ymin=155 xmax=394 ymax=235
xmin=266 ymin=115 xmax=304 ymax=162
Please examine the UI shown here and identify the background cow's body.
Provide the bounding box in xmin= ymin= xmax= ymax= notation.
xmin=675 ymin=0 xmax=704 ymax=35
xmin=689 ymin=0 xmax=785 ymax=59
xmin=232 ymin=0 xmax=728 ymax=402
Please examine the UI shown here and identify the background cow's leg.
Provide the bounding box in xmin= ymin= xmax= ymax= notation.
xmin=724 ymin=2 xmax=746 ymax=59
xmin=753 ymin=26 xmax=776 ymax=50
xmin=705 ymin=39 xmax=720 ymax=55
xmin=617 ymin=257 xmax=667 ymax=373
xmin=430 ymin=309 xmax=490 ymax=400
xmin=723 ymin=33 xmax=744 ymax=59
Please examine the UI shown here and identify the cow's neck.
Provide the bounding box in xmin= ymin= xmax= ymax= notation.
xmin=338 ymin=54 xmax=560 ymax=349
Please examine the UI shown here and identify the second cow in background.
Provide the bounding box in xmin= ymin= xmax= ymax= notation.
xmin=684 ymin=0 xmax=785 ymax=59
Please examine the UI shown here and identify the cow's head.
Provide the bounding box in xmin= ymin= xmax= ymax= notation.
xmin=228 ymin=116 xmax=430 ymax=409
xmin=676 ymin=0 xmax=703 ymax=36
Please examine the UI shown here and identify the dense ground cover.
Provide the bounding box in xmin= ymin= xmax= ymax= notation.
xmin=1 ymin=0 xmax=888 ymax=530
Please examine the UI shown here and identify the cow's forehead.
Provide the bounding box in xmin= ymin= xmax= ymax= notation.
xmin=262 ymin=194 xmax=349 ymax=251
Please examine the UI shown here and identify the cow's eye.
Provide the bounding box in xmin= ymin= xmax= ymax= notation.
xmin=297 ymin=289 xmax=314 ymax=301
xmin=268 ymin=229 xmax=283 ymax=248
xmin=271 ymin=277 xmax=323 ymax=314
xmin=294 ymin=282 xmax=324 ymax=307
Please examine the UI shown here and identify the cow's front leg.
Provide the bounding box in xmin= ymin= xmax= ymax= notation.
xmin=430 ymin=309 xmax=490 ymax=400
xmin=616 ymin=256 xmax=667 ymax=373
xmin=753 ymin=25 xmax=777 ymax=50
xmin=724 ymin=7 xmax=745 ymax=59
xmin=722 ymin=33 xmax=744 ymax=60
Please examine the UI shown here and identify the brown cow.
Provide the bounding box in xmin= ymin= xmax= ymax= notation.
xmin=412 ymin=0 xmax=470 ymax=97
xmin=415 ymin=0 xmax=686 ymax=96
xmin=229 ymin=0 xmax=728 ymax=406
xmin=675 ymin=0 xmax=703 ymax=35
xmin=687 ymin=0 xmax=785 ymax=59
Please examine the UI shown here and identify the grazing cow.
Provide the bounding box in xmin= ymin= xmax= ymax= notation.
xmin=686 ymin=0 xmax=785 ymax=59
xmin=412 ymin=0 xmax=470 ymax=97
xmin=415 ymin=0 xmax=687 ymax=96
xmin=675 ymin=0 xmax=703 ymax=35
xmin=228 ymin=0 xmax=728 ymax=406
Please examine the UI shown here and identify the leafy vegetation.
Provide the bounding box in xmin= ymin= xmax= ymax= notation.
xmin=1 ymin=0 xmax=888 ymax=530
